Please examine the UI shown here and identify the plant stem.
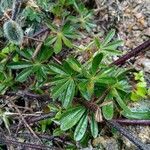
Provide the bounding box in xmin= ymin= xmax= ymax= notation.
xmin=111 ymin=39 xmax=150 ymax=66
xmin=0 ymin=136 xmax=57 ymax=150
xmin=106 ymin=120 xmax=149 ymax=150
xmin=32 ymin=31 xmax=49 ymax=59
xmin=32 ymin=27 xmax=50 ymax=38
xmin=113 ymin=119 xmax=150 ymax=125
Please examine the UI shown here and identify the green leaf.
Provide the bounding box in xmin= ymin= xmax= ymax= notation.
xmin=63 ymin=79 xmax=75 ymax=108
xmin=131 ymin=92 xmax=142 ymax=101
xmin=62 ymin=61 xmax=76 ymax=74
xmin=102 ymin=29 xmax=115 ymax=46
xmin=54 ymin=35 xmax=62 ymax=54
xmin=51 ymin=76 xmax=69 ymax=85
xmin=16 ymin=48 xmax=32 ymax=59
xmin=102 ymin=102 xmax=113 ymax=120
xmin=60 ymin=106 xmax=86 ymax=131
xmin=111 ymin=88 xmax=131 ymax=112
xmin=7 ymin=62 xmax=32 ymax=69
xmin=96 ymin=77 xmax=117 ymax=85
xmin=62 ymin=36 xmax=73 ymax=48
xmin=74 ymin=112 xmax=88 ymax=141
xmin=67 ymin=57 xmax=82 ymax=72
xmin=94 ymin=37 xmax=101 ymax=48
xmin=78 ymin=81 xmax=91 ymax=100
xmin=52 ymin=80 xmax=70 ymax=99
xmin=136 ymin=87 xmax=147 ymax=97
xmin=38 ymin=46 xmax=53 ymax=62
xmin=87 ymin=80 xmax=94 ymax=96
xmin=103 ymin=40 xmax=124 ymax=50
xmin=122 ymin=111 xmax=150 ymax=119
xmin=90 ymin=113 xmax=98 ymax=138
xmin=103 ymin=49 xmax=122 ymax=55
xmin=92 ymin=53 xmax=103 ymax=75
xmin=49 ymin=63 xmax=66 ymax=75
xmin=16 ymin=68 xmax=32 ymax=82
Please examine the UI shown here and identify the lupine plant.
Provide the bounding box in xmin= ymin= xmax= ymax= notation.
xmin=0 ymin=0 xmax=149 ymax=148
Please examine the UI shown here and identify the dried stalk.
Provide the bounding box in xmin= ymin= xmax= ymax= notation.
xmin=32 ymin=31 xmax=49 ymax=59
xmin=7 ymin=96 xmax=41 ymax=141
xmin=32 ymin=27 xmax=49 ymax=38
xmin=111 ymin=39 xmax=150 ymax=66
xmin=112 ymin=119 xmax=150 ymax=126
xmin=0 ymin=137 xmax=56 ymax=150
xmin=11 ymin=112 xmax=55 ymax=131
xmin=106 ymin=120 xmax=149 ymax=150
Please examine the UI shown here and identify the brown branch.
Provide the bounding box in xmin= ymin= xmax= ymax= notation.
xmin=106 ymin=120 xmax=149 ymax=150
xmin=0 ymin=137 xmax=56 ymax=150
xmin=17 ymin=132 xmax=74 ymax=146
xmin=113 ymin=119 xmax=150 ymax=126
xmin=7 ymin=96 xmax=41 ymax=141
xmin=111 ymin=39 xmax=150 ymax=66
xmin=32 ymin=27 xmax=50 ymax=38
xmin=74 ymin=98 xmax=98 ymax=112
xmin=24 ymin=36 xmax=43 ymax=42
xmin=32 ymin=31 xmax=49 ymax=59
xmin=11 ymin=112 xmax=55 ymax=131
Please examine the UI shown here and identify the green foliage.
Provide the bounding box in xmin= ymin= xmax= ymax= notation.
xmin=131 ymin=71 xmax=149 ymax=101
xmin=0 ymin=109 xmax=10 ymax=133
xmin=46 ymin=22 xmax=77 ymax=53
xmin=3 ymin=20 xmax=24 ymax=45
xmin=60 ymin=106 xmax=86 ymax=131
xmin=0 ymin=0 xmax=12 ymax=13
xmin=7 ymin=46 xmax=53 ymax=82
xmin=0 ymin=70 xmax=13 ymax=94
xmin=23 ymin=7 xmax=41 ymax=22
xmin=1 ymin=0 xmax=150 ymax=146
xmin=68 ymin=1 xmax=96 ymax=32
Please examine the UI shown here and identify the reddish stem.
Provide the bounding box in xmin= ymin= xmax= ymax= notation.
xmin=111 ymin=39 xmax=150 ymax=66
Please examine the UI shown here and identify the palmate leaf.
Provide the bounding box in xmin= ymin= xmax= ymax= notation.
xmin=74 ymin=112 xmax=88 ymax=141
xmin=60 ymin=106 xmax=86 ymax=131
xmin=51 ymin=75 xmax=76 ymax=108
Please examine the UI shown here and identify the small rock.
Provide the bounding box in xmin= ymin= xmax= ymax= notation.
xmin=142 ymin=58 xmax=150 ymax=73
xmin=93 ymin=136 xmax=119 ymax=150
xmin=143 ymin=28 xmax=150 ymax=36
